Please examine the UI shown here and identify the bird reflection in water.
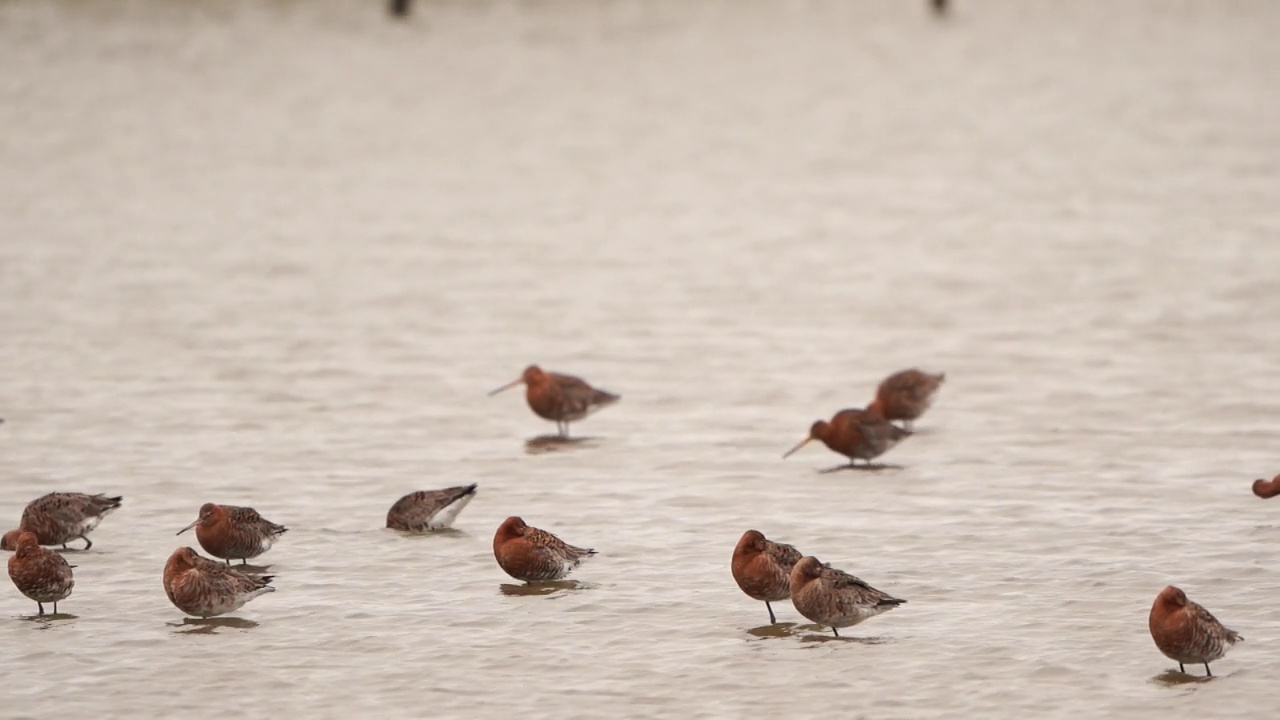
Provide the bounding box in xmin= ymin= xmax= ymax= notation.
xmin=498 ymin=580 xmax=591 ymax=597
xmin=798 ymin=633 xmax=893 ymax=645
xmin=818 ymin=462 xmax=903 ymax=474
xmin=169 ymin=617 xmax=261 ymax=634
xmin=524 ymin=436 xmax=600 ymax=455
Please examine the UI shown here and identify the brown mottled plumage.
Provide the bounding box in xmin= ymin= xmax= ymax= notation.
xmin=782 ymin=408 xmax=910 ymax=466
xmin=2 ymin=492 xmax=122 ymax=550
xmin=386 ymin=484 xmax=478 ymax=532
xmin=1149 ymin=585 xmax=1242 ymax=677
xmin=489 ymin=365 xmax=619 ymax=438
xmin=868 ymin=368 xmax=945 ymax=431
xmin=789 ymin=556 xmax=905 ymax=637
xmin=177 ymin=503 xmax=286 ymax=565
xmin=7 ymin=532 xmax=74 ymax=615
xmin=163 ymin=547 xmax=275 ymax=618
xmin=732 ymin=530 xmax=803 ymax=624
xmin=1252 ymin=475 xmax=1280 ymax=499
xmin=493 ymin=516 xmax=595 ymax=582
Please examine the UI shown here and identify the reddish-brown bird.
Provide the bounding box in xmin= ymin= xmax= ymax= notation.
xmin=177 ymin=503 xmax=287 ymax=565
xmin=732 ymin=529 xmax=803 ymax=625
xmin=867 ymin=368 xmax=945 ymax=431
xmin=493 ymin=516 xmax=595 ymax=582
xmin=782 ymin=407 xmax=910 ymax=466
xmin=789 ymin=556 xmax=905 ymax=637
xmin=489 ymin=365 xmax=619 ymax=438
xmin=7 ymin=531 xmax=74 ymax=615
xmin=1252 ymin=475 xmax=1280 ymax=499
xmin=386 ymin=484 xmax=478 ymax=531
xmin=1149 ymin=585 xmax=1242 ymax=677
xmin=1 ymin=492 xmax=122 ymax=550
xmin=163 ymin=547 xmax=275 ymax=618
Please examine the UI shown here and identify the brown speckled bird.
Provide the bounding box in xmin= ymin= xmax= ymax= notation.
xmin=1149 ymin=585 xmax=1242 ymax=677
xmin=732 ymin=530 xmax=803 ymax=625
xmin=177 ymin=503 xmax=287 ymax=565
xmin=783 ymin=408 xmax=910 ymax=466
xmin=868 ymin=368 xmax=945 ymax=431
xmin=386 ymin=484 xmax=478 ymax=532
xmin=2 ymin=492 xmax=122 ymax=550
xmin=7 ymin=531 xmax=74 ymax=615
xmin=163 ymin=547 xmax=275 ymax=618
xmin=489 ymin=365 xmax=619 ymax=438
xmin=789 ymin=556 xmax=905 ymax=637
xmin=493 ymin=516 xmax=595 ymax=582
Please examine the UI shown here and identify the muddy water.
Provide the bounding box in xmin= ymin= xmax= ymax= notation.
xmin=1 ymin=1 xmax=1279 ymax=718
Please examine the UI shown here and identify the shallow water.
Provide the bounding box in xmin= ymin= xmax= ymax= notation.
xmin=2 ymin=1 xmax=1279 ymax=717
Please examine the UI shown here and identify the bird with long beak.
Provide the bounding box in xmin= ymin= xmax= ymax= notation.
xmin=489 ymin=365 xmax=619 ymax=438
xmin=782 ymin=407 xmax=910 ymax=467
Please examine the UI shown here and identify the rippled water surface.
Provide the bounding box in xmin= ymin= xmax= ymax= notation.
xmin=2 ymin=1 xmax=1279 ymax=717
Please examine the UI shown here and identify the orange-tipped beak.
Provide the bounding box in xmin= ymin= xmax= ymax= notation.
xmin=782 ymin=436 xmax=814 ymax=459
xmin=488 ymin=378 xmax=524 ymax=396
xmin=176 ymin=519 xmax=200 ymax=536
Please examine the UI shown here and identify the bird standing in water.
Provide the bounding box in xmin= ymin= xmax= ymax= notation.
xmin=1149 ymin=585 xmax=1241 ymax=677
xmin=783 ymin=407 xmax=910 ymax=467
xmin=868 ymin=368 xmax=945 ymax=431
xmin=1 ymin=492 xmax=122 ymax=551
xmin=489 ymin=365 xmax=619 ymax=438
xmin=7 ymin=531 xmax=74 ymax=615
xmin=177 ymin=503 xmax=287 ymax=566
xmin=789 ymin=556 xmax=905 ymax=637
xmin=731 ymin=529 xmax=803 ymax=625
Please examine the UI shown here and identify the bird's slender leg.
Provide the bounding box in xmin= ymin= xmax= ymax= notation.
xmin=37 ymin=603 xmax=44 ymax=616
xmin=52 ymin=601 xmax=57 ymax=614
xmin=1204 ymin=663 xmax=1212 ymax=677
xmin=80 ymin=535 xmax=92 ymax=550
xmin=225 ymin=559 xmax=231 ymax=566
xmin=61 ymin=543 xmax=68 ymax=550
xmin=766 ymin=601 xmax=776 ymax=625
xmin=240 ymin=559 xmax=247 ymax=566
xmin=832 ymin=627 xmax=840 ymax=638
xmin=1179 ymin=663 xmax=1185 ymax=673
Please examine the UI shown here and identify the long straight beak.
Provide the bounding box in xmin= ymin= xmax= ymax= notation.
xmin=177 ymin=519 xmax=200 ymax=536
xmin=488 ymin=378 xmax=523 ymax=396
xmin=782 ymin=436 xmax=813 ymax=459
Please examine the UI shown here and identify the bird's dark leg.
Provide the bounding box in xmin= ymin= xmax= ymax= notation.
xmin=80 ymin=535 xmax=92 ymax=550
xmin=240 ymin=559 xmax=247 ymax=566
xmin=1178 ymin=663 xmax=1185 ymax=673
xmin=225 ymin=559 xmax=231 ymax=566
xmin=766 ymin=602 xmax=776 ymax=625
xmin=52 ymin=601 xmax=57 ymax=614
xmin=62 ymin=543 xmax=68 ymax=550
xmin=832 ymin=627 xmax=840 ymax=638
xmin=37 ymin=603 xmax=45 ymax=616
xmin=1204 ymin=663 xmax=1212 ymax=677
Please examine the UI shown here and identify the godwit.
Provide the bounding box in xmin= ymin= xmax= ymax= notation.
xmin=163 ymin=547 xmax=275 ymax=618
xmin=868 ymin=368 xmax=945 ymax=431
xmin=6 ymin=531 xmax=74 ymax=615
xmin=386 ymin=484 xmax=478 ymax=531
xmin=1149 ymin=585 xmax=1242 ymax=677
xmin=731 ymin=529 xmax=803 ymax=624
xmin=1252 ymin=475 xmax=1280 ymax=499
xmin=177 ymin=503 xmax=287 ymax=566
xmin=1 ymin=492 xmax=122 ymax=550
xmin=493 ymin=516 xmax=595 ymax=582
xmin=489 ymin=365 xmax=619 ymax=438
xmin=789 ymin=556 xmax=905 ymax=637
xmin=782 ymin=408 xmax=910 ymax=466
